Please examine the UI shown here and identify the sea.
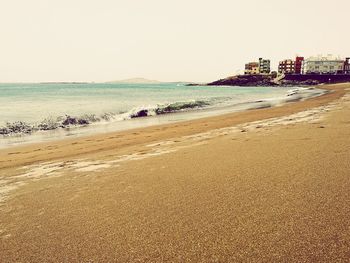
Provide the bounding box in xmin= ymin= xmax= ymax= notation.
xmin=0 ymin=82 xmax=325 ymax=148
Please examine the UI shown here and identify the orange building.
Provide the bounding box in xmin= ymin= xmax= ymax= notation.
xmin=244 ymin=62 xmax=260 ymax=75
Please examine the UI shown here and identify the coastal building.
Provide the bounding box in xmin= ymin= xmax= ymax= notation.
xmin=258 ymin=58 xmax=271 ymax=74
xmin=278 ymin=59 xmax=295 ymax=74
xmin=244 ymin=62 xmax=260 ymax=75
xmin=278 ymin=56 xmax=304 ymax=75
xmin=244 ymin=58 xmax=270 ymax=75
xmin=344 ymin=58 xmax=350 ymax=74
xmin=294 ymin=56 xmax=304 ymax=74
xmin=303 ymin=55 xmax=344 ymax=74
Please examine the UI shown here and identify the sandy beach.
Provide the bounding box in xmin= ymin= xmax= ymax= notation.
xmin=0 ymin=83 xmax=350 ymax=262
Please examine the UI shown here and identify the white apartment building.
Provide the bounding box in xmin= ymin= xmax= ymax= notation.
xmin=303 ymin=55 xmax=344 ymax=74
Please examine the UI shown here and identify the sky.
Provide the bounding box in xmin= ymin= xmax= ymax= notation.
xmin=0 ymin=0 xmax=349 ymax=83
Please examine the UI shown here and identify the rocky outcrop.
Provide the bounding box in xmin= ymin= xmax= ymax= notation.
xmin=204 ymin=74 xmax=322 ymax=87
xmin=207 ymin=75 xmax=278 ymax=87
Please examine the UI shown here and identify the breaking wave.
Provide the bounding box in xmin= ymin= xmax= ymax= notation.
xmin=127 ymin=100 xmax=210 ymax=119
xmin=0 ymin=100 xmax=211 ymax=136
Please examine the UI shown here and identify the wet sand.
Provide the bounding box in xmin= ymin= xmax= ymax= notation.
xmin=0 ymin=83 xmax=350 ymax=262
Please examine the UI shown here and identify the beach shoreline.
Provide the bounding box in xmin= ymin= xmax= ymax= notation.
xmin=0 ymin=83 xmax=346 ymax=170
xmin=0 ymin=83 xmax=350 ymax=262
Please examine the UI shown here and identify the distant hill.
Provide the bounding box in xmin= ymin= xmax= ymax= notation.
xmin=106 ymin=78 xmax=161 ymax=84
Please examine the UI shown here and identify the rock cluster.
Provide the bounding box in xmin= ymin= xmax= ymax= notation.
xmin=0 ymin=121 xmax=34 ymax=135
xmin=207 ymin=75 xmax=278 ymax=87
xmin=205 ymin=74 xmax=321 ymax=87
xmin=0 ymin=115 xmax=97 ymax=136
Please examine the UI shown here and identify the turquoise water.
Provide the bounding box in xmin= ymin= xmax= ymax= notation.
xmin=0 ymin=82 xmax=289 ymax=126
xmin=0 ymin=82 xmax=323 ymax=148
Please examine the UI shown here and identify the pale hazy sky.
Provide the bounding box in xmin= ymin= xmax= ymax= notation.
xmin=0 ymin=0 xmax=349 ymax=82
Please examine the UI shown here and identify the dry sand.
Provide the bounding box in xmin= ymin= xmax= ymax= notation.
xmin=0 ymin=83 xmax=349 ymax=262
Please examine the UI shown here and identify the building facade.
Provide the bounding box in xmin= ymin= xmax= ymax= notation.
xmin=303 ymin=55 xmax=344 ymax=74
xmin=344 ymin=58 xmax=350 ymax=74
xmin=278 ymin=59 xmax=295 ymax=74
xmin=258 ymin=58 xmax=270 ymax=74
xmin=244 ymin=62 xmax=260 ymax=75
xmin=278 ymin=56 xmax=304 ymax=75
xmin=294 ymin=56 xmax=304 ymax=74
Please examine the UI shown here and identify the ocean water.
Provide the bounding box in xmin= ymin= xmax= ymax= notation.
xmin=0 ymin=83 xmax=324 ymax=148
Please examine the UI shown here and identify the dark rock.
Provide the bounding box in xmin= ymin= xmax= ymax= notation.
xmin=2 ymin=121 xmax=33 ymax=134
xmin=38 ymin=118 xmax=59 ymax=130
xmin=0 ymin=127 xmax=9 ymax=135
xmin=131 ymin=110 xmax=149 ymax=118
xmin=62 ymin=116 xmax=78 ymax=126
xmin=78 ymin=119 xmax=89 ymax=125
